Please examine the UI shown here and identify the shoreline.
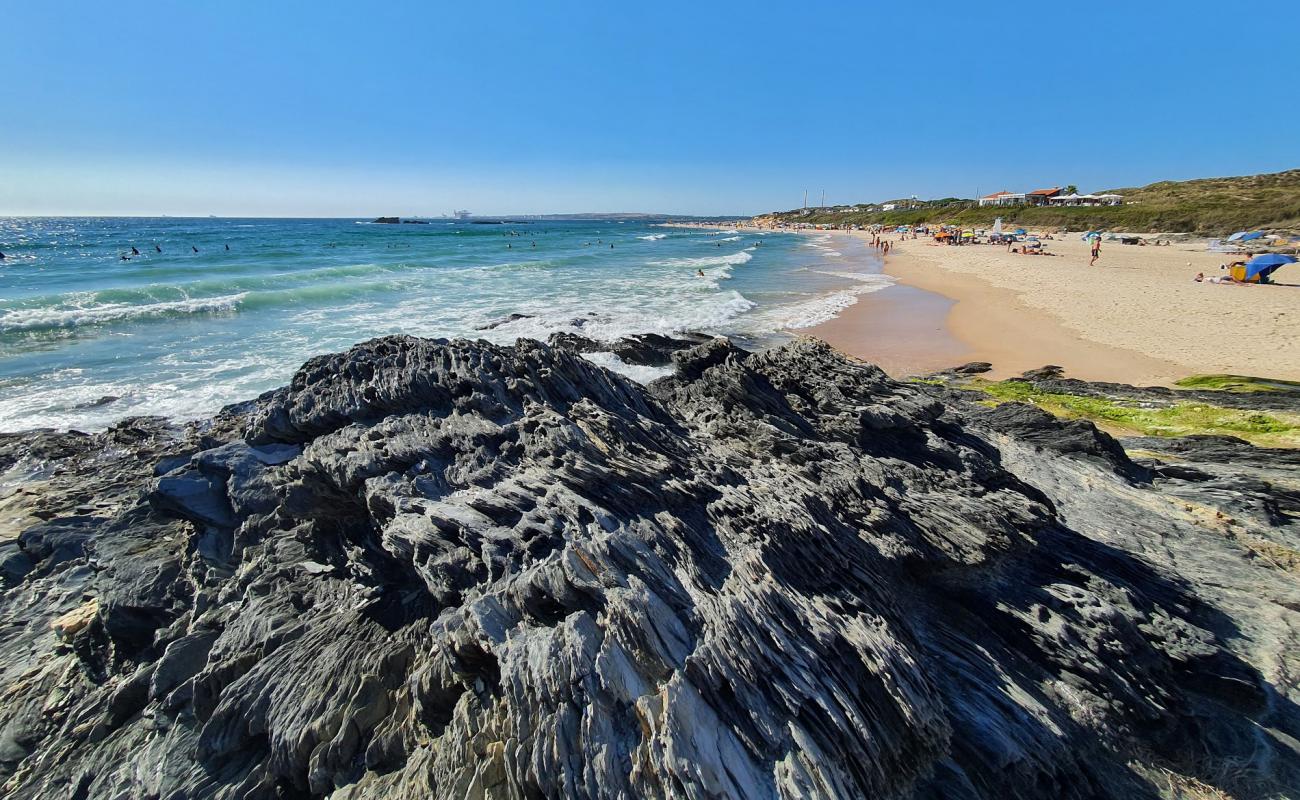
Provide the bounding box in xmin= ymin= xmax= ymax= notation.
xmin=811 ymin=231 xmax=1186 ymax=384
xmin=876 ymin=246 xmax=1185 ymax=383
xmin=675 ymin=222 xmax=1299 ymax=385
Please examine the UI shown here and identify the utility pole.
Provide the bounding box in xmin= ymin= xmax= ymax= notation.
xmin=803 ymin=190 xmax=808 ymax=210
xmin=820 ymin=189 xmax=825 ymax=209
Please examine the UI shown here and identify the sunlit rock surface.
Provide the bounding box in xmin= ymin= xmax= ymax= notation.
xmin=1 ymin=335 xmax=1297 ymax=799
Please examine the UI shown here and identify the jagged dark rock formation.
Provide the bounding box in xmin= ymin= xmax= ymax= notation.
xmin=476 ymin=313 xmax=536 ymax=331
xmin=371 ymin=217 xmax=400 ymax=225
xmin=1 ymin=336 xmax=1298 ymax=799
xmin=548 ymin=331 xmax=715 ymax=366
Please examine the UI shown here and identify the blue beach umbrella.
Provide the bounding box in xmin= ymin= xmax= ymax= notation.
xmin=1013 ymin=228 xmax=1027 ymax=235
xmin=1228 ymin=231 xmax=1264 ymax=242
xmin=1081 ymin=231 xmax=1101 ymax=240
xmin=1244 ymin=253 xmax=1296 ymax=281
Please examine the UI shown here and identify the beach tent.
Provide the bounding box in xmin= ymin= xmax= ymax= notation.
xmin=1244 ymin=253 xmax=1296 ymax=281
xmin=1081 ymin=231 xmax=1102 ymax=240
xmin=1013 ymin=228 xmax=1026 ymax=235
xmin=992 ymin=218 xmax=1003 ymax=236
xmin=1228 ymin=231 xmax=1264 ymax=242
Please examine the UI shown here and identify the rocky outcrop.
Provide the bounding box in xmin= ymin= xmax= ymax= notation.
xmin=1 ymin=335 xmax=1298 ymax=799
xmin=371 ymin=217 xmax=400 ymax=224
xmin=548 ymin=331 xmax=715 ymax=366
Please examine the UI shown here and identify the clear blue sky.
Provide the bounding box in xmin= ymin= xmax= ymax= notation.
xmin=2 ymin=1 xmax=1295 ymax=217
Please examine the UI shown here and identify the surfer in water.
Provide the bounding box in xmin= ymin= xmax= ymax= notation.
xmin=131 ymin=246 xmax=140 ymax=256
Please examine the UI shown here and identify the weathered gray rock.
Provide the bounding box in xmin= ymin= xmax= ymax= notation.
xmin=548 ymin=331 xmax=717 ymax=366
xmin=0 ymin=335 xmax=1298 ymax=799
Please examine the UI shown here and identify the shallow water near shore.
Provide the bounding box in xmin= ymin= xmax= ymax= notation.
xmin=0 ymin=218 xmax=892 ymax=431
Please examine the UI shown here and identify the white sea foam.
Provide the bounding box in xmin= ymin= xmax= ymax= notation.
xmin=751 ymin=272 xmax=895 ymax=330
xmin=717 ymin=236 xmax=741 ymax=242
xmin=637 ymin=233 xmax=668 ymax=241
xmin=0 ymin=293 xmax=248 ymax=333
xmin=580 ymin=352 xmax=675 ymax=384
xmin=650 ymin=250 xmax=753 ymax=269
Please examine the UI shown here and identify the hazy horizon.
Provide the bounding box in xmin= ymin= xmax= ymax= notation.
xmin=4 ymin=1 xmax=1297 ymax=217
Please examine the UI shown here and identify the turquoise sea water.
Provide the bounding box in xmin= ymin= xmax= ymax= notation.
xmin=0 ymin=217 xmax=889 ymax=431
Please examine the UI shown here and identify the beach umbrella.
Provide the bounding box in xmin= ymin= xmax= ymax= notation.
xmin=1014 ymin=228 xmax=1027 ymax=235
xmin=1244 ymin=253 xmax=1296 ymax=281
xmin=1081 ymin=231 xmax=1101 ymax=240
xmin=1228 ymin=231 xmax=1264 ymax=242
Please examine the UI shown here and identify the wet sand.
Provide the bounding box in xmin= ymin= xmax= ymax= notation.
xmin=806 ymin=283 xmax=970 ymax=376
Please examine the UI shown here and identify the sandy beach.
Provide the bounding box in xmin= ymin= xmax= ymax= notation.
xmin=795 ymin=229 xmax=1300 ymax=384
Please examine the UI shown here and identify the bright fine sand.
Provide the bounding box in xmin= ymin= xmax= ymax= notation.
xmin=807 ymin=231 xmax=1300 ymax=384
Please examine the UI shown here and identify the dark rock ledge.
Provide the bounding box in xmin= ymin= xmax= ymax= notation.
xmin=0 ymin=335 xmax=1297 ymax=799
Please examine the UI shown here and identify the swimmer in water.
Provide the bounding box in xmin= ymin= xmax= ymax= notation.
xmin=225 ymin=244 xmax=230 ymax=251
xmin=0 ymin=251 xmax=6 ymax=260
xmin=155 ymin=244 xmax=162 ymax=253
xmin=696 ymin=269 xmax=705 ymax=277
xmin=192 ymin=246 xmax=199 ymax=253
xmin=131 ymin=246 xmax=140 ymax=255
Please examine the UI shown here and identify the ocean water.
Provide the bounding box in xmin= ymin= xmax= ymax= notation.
xmin=0 ymin=217 xmax=890 ymax=431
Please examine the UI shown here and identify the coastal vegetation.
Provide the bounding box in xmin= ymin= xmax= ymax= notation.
xmin=972 ymin=378 xmax=1300 ymax=448
xmin=1173 ymin=374 xmax=1300 ymax=392
xmin=764 ymin=169 xmax=1300 ymax=234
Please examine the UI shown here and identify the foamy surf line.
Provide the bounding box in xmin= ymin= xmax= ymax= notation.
xmin=0 ymin=293 xmax=249 ymax=333
xmin=774 ymin=274 xmax=895 ymax=330
xmin=650 ymin=250 xmax=753 ymax=268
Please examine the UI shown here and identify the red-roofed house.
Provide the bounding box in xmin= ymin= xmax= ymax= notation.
xmin=1026 ymin=187 xmax=1062 ymax=206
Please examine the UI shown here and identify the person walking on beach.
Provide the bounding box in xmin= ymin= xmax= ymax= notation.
xmin=1090 ymin=237 xmax=1101 ymax=266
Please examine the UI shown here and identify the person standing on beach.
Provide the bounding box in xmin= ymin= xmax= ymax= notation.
xmin=1090 ymin=237 xmax=1101 ymax=266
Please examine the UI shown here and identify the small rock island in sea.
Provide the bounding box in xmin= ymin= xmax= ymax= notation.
xmin=1 ymin=334 xmax=1297 ymax=798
